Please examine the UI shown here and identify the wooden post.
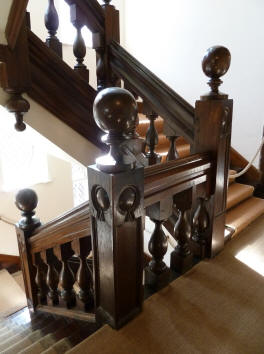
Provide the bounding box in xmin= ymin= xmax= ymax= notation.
xmin=93 ymin=0 xmax=120 ymax=90
xmin=194 ymin=46 xmax=233 ymax=257
xmin=1 ymin=14 xmax=31 ymax=131
xmin=15 ymin=189 xmax=41 ymax=312
xmin=88 ymin=87 xmax=144 ymax=329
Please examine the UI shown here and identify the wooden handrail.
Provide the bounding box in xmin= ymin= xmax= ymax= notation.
xmin=27 ymin=30 xmax=105 ymax=150
xmin=29 ymin=153 xmax=212 ymax=252
xmin=5 ymin=0 xmax=29 ymax=49
xmin=109 ymin=41 xmax=195 ymax=142
xmin=64 ymin=0 xmax=105 ymax=34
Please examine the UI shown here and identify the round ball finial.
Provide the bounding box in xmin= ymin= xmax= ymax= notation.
xmin=93 ymin=87 xmax=138 ymax=138
xmin=15 ymin=189 xmax=40 ymax=232
xmin=201 ymin=46 xmax=231 ymax=99
xmin=15 ymin=188 xmax=38 ymax=213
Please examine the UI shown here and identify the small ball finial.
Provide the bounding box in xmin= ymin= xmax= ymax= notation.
xmin=15 ymin=188 xmax=40 ymax=231
xmin=93 ymin=87 xmax=138 ymax=173
xmin=201 ymin=46 xmax=231 ymax=99
xmin=5 ymin=94 xmax=30 ymax=132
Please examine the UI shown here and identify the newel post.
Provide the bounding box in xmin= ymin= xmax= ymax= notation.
xmin=15 ymin=189 xmax=41 ymax=311
xmin=88 ymin=87 xmax=144 ymax=329
xmin=194 ymin=46 xmax=233 ymax=257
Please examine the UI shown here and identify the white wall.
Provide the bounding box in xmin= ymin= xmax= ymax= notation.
xmin=0 ymin=155 xmax=74 ymax=256
xmin=0 ymin=0 xmax=13 ymax=45
xmin=124 ymin=0 xmax=264 ymax=165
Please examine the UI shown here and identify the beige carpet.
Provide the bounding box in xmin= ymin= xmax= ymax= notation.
xmin=68 ymin=215 xmax=264 ymax=354
xmin=0 ymin=269 xmax=27 ymax=317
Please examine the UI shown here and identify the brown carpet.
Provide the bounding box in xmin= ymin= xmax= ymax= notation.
xmin=68 ymin=215 xmax=264 ymax=354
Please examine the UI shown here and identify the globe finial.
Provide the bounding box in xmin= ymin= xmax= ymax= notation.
xmin=201 ymin=46 xmax=231 ymax=100
xmin=93 ymin=87 xmax=138 ymax=173
xmin=15 ymin=188 xmax=40 ymax=232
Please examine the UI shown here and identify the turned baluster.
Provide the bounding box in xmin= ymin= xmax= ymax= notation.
xmin=33 ymin=253 xmax=48 ymax=305
xmin=145 ymin=199 xmax=172 ymax=289
xmin=143 ymin=103 xmax=161 ymax=165
xmin=72 ymin=237 xmax=93 ymax=311
xmin=41 ymin=249 xmax=59 ymax=305
xmin=54 ymin=243 xmax=76 ymax=309
xmin=166 ymin=136 xmax=179 ymax=161
xmin=69 ymin=4 xmax=89 ymax=81
xmin=170 ymin=190 xmax=193 ymax=273
xmin=44 ymin=0 xmax=62 ymax=57
xmin=191 ymin=198 xmax=210 ymax=258
xmin=15 ymin=189 xmax=41 ymax=310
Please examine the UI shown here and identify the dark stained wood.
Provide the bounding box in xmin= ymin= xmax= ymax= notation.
xmin=44 ymin=0 xmax=62 ymax=57
xmin=5 ymin=0 xmax=29 ymax=49
xmin=194 ymin=46 xmax=233 ymax=257
xmin=1 ymin=16 xmax=31 ymax=131
xmin=0 ymin=254 xmax=20 ymax=274
xmin=27 ymin=30 xmax=104 ymax=150
xmin=41 ymin=249 xmax=60 ymax=306
xmin=145 ymin=199 xmax=172 ymax=289
xmin=70 ymin=3 xmax=89 ymax=80
xmin=109 ymin=41 xmax=195 ymax=142
xmin=54 ymin=243 xmax=76 ymax=309
xmin=0 ymin=45 xmax=7 ymax=62
xmin=166 ymin=136 xmax=179 ymax=161
xmin=71 ymin=237 xmax=94 ymax=311
xmin=143 ymin=102 xmax=161 ymax=165
xmin=88 ymin=88 xmax=144 ymax=329
xmin=64 ymin=0 xmax=105 ymax=34
xmin=30 ymin=202 xmax=91 ymax=253
xmin=144 ymin=153 xmax=212 ymax=207
xmin=33 ymin=253 xmax=48 ymax=305
xmin=190 ymin=197 xmax=210 ymax=258
xmin=170 ymin=189 xmax=193 ymax=273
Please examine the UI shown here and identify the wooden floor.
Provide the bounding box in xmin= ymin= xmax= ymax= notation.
xmin=68 ymin=215 xmax=264 ymax=354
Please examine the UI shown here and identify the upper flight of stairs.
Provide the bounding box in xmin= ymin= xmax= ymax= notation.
xmin=137 ymin=113 xmax=264 ymax=240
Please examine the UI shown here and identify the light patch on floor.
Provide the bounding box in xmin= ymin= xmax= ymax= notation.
xmin=0 ymin=269 xmax=26 ymax=317
xmin=234 ymin=215 xmax=264 ymax=277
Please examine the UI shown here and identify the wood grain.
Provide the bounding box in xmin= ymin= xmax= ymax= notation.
xmin=5 ymin=0 xmax=29 ymax=49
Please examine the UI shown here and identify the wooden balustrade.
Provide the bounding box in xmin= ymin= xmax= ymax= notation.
xmin=44 ymin=0 xmax=62 ymax=57
xmin=69 ymin=3 xmax=89 ymax=81
xmin=142 ymin=102 xmax=161 ymax=165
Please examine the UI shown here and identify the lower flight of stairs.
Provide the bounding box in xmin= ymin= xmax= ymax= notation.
xmin=0 ymin=308 xmax=98 ymax=354
xmin=137 ymin=113 xmax=264 ymax=241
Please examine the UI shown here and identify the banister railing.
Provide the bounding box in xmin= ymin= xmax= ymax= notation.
xmin=109 ymin=41 xmax=195 ymax=142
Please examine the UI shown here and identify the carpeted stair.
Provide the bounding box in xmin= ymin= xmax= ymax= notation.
xmin=137 ymin=113 xmax=264 ymax=241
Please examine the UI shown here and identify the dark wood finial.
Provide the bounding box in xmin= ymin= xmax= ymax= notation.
xmin=15 ymin=188 xmax=40 ymax=232
xmin=5 ymin=93 xmax=30 ymax=132
xmin=93 ymin=87 xmax=138 ymax=173
xmin=103 ymin=0 xmax=112 ymax=5
xmin=44 ymin=0 xmax=62 ymax=57
xmin=201 ymin=45 xmax=231 ymax=100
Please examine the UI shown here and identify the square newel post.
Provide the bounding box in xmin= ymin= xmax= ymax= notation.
xmin=193 ymin=46 xmax=233 ymax=257
xmin=88 ymin=87 xmax=144 ymax=329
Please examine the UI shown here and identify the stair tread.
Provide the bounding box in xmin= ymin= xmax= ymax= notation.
xmin=226 ymin=183 xmax=254 ymax=210
xmin=226 ymin=197 xmax=264 ymax=236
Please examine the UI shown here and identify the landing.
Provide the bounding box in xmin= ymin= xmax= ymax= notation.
xmin=68 ymin=215 xmax=264 ymax=354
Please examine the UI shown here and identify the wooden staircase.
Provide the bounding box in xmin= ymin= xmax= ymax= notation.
xmin=1 ymin=0 xmax=264 ymax=348
xmin=0 ymin=308 xmax=98 ymax=353
xmin=137 ymin=113 xmax=264 ymax=241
